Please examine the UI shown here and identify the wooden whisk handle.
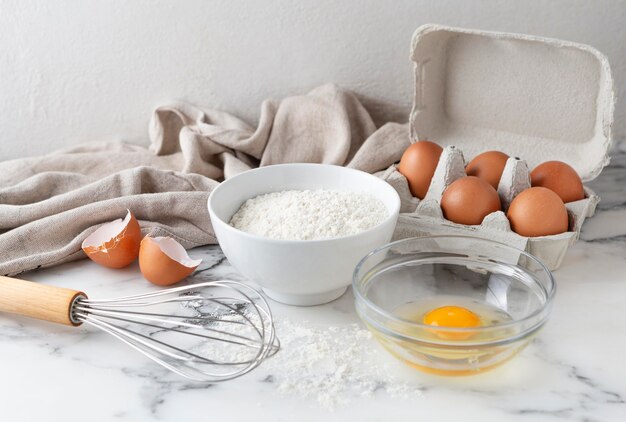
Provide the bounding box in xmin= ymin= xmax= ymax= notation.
xmin=0 ymin=276 xmax=86 ymax=326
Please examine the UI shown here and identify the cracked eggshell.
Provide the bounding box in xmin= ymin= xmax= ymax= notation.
xmin=82 ymin=210 xmax=141 ymax=268
xmin=139 ymin=236 xmax=202 ymax=286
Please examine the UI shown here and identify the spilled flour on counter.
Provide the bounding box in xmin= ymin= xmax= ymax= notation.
xmin=260 ymin=320 xmax=423 ymax=408
xmin=193 ymin=316 xmax=423 ymax=409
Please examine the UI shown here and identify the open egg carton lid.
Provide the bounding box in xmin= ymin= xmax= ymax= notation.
xmin=383 ymin=24 xmax=615 ymax=270
xmin=409 ymin=24 xmax=614 ymax=181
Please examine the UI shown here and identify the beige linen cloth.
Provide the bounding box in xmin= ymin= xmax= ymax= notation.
xmin=0 ymin=85 xmax=410 ymax=276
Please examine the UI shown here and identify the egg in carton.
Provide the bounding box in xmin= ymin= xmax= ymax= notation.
xmin=381 ymin=24 xmax=614 ymax=270
xmin=381 ymin=146 xmax=600 ymax=270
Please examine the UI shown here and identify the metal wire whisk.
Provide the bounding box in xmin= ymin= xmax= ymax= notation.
xmin=0 ymin=277 xmax=280 ymax=382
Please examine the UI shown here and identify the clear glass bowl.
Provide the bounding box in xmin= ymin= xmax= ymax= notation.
xmin=353 ymin=235 xmax=556 ymax=376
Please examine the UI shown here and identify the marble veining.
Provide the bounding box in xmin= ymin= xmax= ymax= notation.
xmin=1 ymin=144 xmax=625 ymax=421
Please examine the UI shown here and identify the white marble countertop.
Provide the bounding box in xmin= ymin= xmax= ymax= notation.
xmin=2 ymin=145 xmax=625 ymax=422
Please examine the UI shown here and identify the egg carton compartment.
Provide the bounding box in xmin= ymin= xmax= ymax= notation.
xmin=380 ymin=146 xmax=600 ymax=270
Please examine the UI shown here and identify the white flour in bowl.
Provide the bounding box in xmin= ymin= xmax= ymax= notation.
xmin=229 ymin=190 xmax=388 ymax=240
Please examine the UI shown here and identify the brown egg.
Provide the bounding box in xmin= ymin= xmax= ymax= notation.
xmin=440 ymin=176 xmax=501 ymax=225
xmin=465 ymin=150 xmax=510 ymax=189
xmin=82 ymin=210 xmax=141 ymax=268
xmin=507 ymin=187 xmax=569 ymax=237
xmin=531 ymin=161 xmax=585 ymax=203
xmin=398 ymin=141 xmax=443 ymax=199
xmin=139 ymin=236 xmax=202 ymax=286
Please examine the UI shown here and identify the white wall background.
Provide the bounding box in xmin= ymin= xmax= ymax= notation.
xmin=1 ymin=0 xmax=624 ymax=160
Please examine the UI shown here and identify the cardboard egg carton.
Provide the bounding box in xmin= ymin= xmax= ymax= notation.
xmin=383 ymin=24 xmax=614 ymax=270
xmin=381 ymin=147 xmax=599 ymax=269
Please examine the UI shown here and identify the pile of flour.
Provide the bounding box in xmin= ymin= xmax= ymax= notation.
xmin=229 ymin=190 xmax=388 ymax=240
xmin=260 ymin=320 xmax=423 ymax=408
xmin=195 ymin=317 xmax=423 ymax=408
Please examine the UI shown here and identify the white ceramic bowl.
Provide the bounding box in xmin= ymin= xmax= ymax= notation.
xmin=207 ymin=163 xmax=401 ymax=306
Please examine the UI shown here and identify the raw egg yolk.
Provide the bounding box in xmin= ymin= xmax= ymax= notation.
xmin=423 ymin=306 xmax=481 ymax=340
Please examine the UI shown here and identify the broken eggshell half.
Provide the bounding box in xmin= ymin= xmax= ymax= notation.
xmin=139 ymin=236 xmax=202 ymax=286
xmin=82 ymin=210 xmax=142 ymax=268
